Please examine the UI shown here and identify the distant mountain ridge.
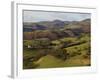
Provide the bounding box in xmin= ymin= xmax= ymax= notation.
xmin=23 ymin=19 xmax=90 ymax=40
xmin=23 ymin=19 xmax=90 ymax=32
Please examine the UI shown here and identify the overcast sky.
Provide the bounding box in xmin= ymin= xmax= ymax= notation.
xmin=23 ymin=10 xmax=91 ymax=22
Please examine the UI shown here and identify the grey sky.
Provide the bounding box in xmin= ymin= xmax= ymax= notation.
xmin=23 ymin=10 xmax=91 ymax=22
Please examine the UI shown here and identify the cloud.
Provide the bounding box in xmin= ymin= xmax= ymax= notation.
xmin=23 ymin=10 xmax=91 ymax=22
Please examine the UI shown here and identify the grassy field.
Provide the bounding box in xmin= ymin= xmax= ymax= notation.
xmin=34 ymin=54 xmax=90 ymax=68
xmin=23 ymin=31 xmax=90 ymax=69
xmin=23 ymin=37 xmax=90 ymax=69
